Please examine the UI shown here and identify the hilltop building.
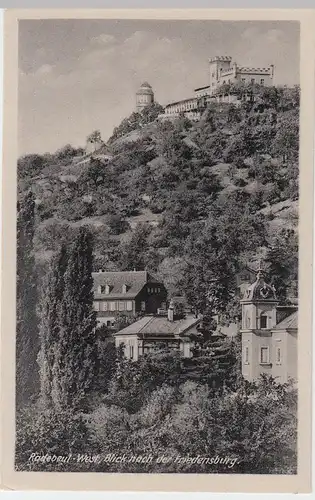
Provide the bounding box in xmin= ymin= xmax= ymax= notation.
xmin=240 ymin=264 xmax=297 ymax=384
xmin=92 ymin=270 xmax=167 ymax=327
xmin=114 ymin=300 xmax=202 ymax=360
xmin=162 ymin=97 xmax=201 ymax=122
xmin=157 ymin=55 xmax=274 ymax=121
xmin=206 ymin=56 xmax=274 ymax=96
xmin=136 ymin=82 xmax=155 ymax=112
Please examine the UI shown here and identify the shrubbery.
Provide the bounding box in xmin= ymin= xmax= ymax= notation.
xmin=16 ymin=355 xmax=297 ymax=474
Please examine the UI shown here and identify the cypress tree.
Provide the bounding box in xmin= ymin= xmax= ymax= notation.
xmin=16 ymin=190 xmax=39 ymax=407
xmin=183 ymin=332 xmax=241 ymax=391
xmin=53 ymin=227 xmax=97 ymax=411
xmin=37 ymin=245 xmax=68 ymax=407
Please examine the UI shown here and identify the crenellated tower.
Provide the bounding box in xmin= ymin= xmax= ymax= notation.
xmin=209 ymin=56 xmax=232 ymax=95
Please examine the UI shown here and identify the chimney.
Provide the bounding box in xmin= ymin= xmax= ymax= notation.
xmin=168 ymin=300 xmax=174 ymax=322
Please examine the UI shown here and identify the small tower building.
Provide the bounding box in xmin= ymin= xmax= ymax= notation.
xmin=241 ymin=263 xmax=297 ymax=384
xmin=136 ymin=82 xmax=154 ymax=112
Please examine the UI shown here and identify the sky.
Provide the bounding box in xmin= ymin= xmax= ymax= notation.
xmin=18 ymin=19 xmax=300 ymax=156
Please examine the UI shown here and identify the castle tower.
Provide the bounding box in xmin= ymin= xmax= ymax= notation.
xmin=209 ymin=56 xmax=232 ymax=95
xmin=240 ymin=262 xmax=278 ymax=381
xmin=136 ymin=82 xmax=154 ymax=112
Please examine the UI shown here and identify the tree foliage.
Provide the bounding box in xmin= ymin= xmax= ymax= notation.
xmin=16 ymin=190 xmax=39 ymax=407
xmin=37 ymin=227 xmax=97 ymax=411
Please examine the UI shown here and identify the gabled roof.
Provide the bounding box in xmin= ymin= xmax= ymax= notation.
xmin=92 ymin=270 xmax=162 ymax=299
xmin=274 ymin=311 xmax=298 ymax=330
xmin=114 ymin=314 xmax=201 ymax=338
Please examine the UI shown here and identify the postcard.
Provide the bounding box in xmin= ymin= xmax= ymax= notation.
xmin=1 ymin=8 xmax=314 ymax=493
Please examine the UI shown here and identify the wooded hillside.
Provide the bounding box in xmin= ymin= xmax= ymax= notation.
xmin=18 ymin=84 xmax=299 ymax=315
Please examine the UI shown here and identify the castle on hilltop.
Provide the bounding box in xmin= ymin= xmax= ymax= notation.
xmin=136 ymin=56 xmax=274 ymax=121
xmin=206 ymin=55 xmax=274 ymax=96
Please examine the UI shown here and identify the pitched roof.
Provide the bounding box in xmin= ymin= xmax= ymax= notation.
xmin=114 ymin=314 xmax=201 ymax=338
xmin=274 ymin=311 xmax=298 ymax=330
xmin=92 ymin=270 xmax=161 ymax=299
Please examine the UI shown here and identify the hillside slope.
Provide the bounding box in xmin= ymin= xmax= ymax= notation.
xmin=18 ymin=86 xmax=299 ymax=309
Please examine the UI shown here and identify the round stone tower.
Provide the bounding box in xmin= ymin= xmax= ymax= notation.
xmin=136 ymin=82 xmax=154 ymax=112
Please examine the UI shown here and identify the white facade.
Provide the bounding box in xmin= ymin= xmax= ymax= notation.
xmin=240 ymin=269 xmax=297 ymax=384
xmin=208 ymin=56 xmax=274 ymax=96
xmin=158 ymin=98 xmax=200 ymax=122
xmin=157 ymin=55 xmax=275 ymax=121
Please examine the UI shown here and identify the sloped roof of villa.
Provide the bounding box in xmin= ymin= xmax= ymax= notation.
xmin=114 ymin=314 xmax=201 ymax=338
xmin=92 ymin=270 xmax=163 ymax=299
xmin=274 ymin=311 xmax=298 ymax=330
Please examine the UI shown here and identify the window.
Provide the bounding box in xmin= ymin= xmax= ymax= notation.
xmin=122 ymin=284 xmax=128 ymax=294
xmin=276 ymin=347 xmax=282 ymax=365
xmin=106 ymin=320 xmax=111 ymax=327
xmin=126 ymin=301 xmax=133 ymax=311
xmin=93 ymin=302 xmax=100 ymax=311
xmin=118 ymin=301 xmax=125 ymax=312
xmin=130 ymin=345 xmax=134 ymax=359
xmin=245 ymin=313 xmax=251 ymax=329
xmin=157 ymin=287 xmax=161 ymax=293
xmin=260 ymin=313 xmax=268 ymax=329
xmin=251 ymin=78 xmax=255 ymax=84
xmin=260 ymin=78 xmax=265 ymax=85
xmin=244 ymin=347 xmax=249 ymax=364
xmin=109 ymin=302 xmax=116 ymax=311
xmin=141 ymin=301 xmax=146 ymax=312
xmin=241 ymin=78 xmax=246 ymax=82
xmin=100 ymin=301 xmax=108 ymax=312
xmin=100 ymin=284 xmax=110 ymax=295
xmin=260 ymin=346 xmax=270 ymax=364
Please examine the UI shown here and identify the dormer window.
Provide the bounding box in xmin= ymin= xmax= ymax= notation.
xmin=122 ymin=284 xmax=128 ymax=294
xmin=99 ymin=284 xmax=111 ymax=295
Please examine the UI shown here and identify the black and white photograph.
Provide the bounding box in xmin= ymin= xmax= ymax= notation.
xmin=10 ymin=13 xmax=306 ymax=480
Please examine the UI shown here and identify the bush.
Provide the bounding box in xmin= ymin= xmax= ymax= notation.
xmin=15 ymin=403 xmax=91 ymax=471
